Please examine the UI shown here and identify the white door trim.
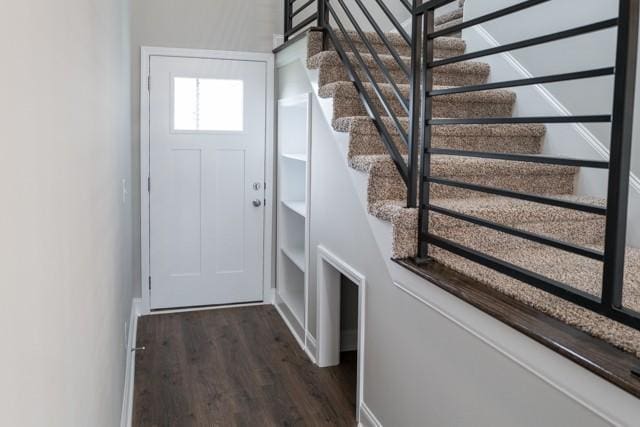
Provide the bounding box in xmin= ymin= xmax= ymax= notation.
xmin=316 ymin=245 xmax=366 ymax=424
xmin=140 ymin=46 xmax=275 ymax=314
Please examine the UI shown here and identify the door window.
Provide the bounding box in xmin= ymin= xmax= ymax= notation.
xmin=173 ymin=77 xmax=244 ymax=132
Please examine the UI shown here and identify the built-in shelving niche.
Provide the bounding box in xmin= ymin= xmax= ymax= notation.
xmin=276 ymin=93 xmax=311 ymax=348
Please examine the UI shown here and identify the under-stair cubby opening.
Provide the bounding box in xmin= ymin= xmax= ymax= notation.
xmin=316 ymin=246 xmax=366 ymax=422
xmin=339 ymin=275 xmax=360 ymax=416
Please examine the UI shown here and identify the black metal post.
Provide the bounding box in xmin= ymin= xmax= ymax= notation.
xmin=601 ymin=0 xmax=639 ymax=310
xmin=417 ymin=7 xmax=434 ymax=261
xmin=318 ymin=0 xmax=329 ymax=49
xmin=285 ymin=0 xmax=292 ymax=41
xmin=407 ymin=0 xmax=423 ymax=208
xmin=318 ymin=0 xmax=327 ymax=27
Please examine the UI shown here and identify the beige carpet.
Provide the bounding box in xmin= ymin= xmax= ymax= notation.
xmin=303 ymin=4 xmax=640 ymax=358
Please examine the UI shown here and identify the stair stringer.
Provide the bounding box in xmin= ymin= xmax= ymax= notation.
xmin=274 ymin=38 xmax=640 ymax=427
xmin=304 ymin=60 xmax=400 ymax=264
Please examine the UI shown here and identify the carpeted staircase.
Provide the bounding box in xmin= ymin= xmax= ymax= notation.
xmin=303 ymin=3 xmax=640 ymax=358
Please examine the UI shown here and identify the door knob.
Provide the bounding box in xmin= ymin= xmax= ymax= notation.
xmin=253 ymin=199 xmax=262 ymax=207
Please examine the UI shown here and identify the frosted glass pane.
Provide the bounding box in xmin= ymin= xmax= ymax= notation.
xmin=173 ymin=77 xmax=244 ymax=132
xmin=199 ymin=79 xmax=244 ymax=131
xmin=174 ymin=77 xmax=197 ymax=130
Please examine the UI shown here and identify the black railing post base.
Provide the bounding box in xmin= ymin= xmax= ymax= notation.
xmin=415 ymin=256 xmax=433 ymax=266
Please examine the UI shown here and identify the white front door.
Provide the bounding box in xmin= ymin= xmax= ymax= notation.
xmin=149 ymin=55 xmax=266 ymax=310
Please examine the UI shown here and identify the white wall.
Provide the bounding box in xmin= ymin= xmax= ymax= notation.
xmin=130 ymin=0 xmax=282 ymax=296
xmin=0 ymin=0 xmax=133 ymax=425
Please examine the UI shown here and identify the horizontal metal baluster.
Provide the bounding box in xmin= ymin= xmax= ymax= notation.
xmin=428 ymin=116 xmax=611 ymax=125
xmin=425 ymin=234 xmax=603 ymax=308
xmin=427 ymin=0 xmax=552 ymax=38
xmin=430 ymin=19 xmax=618 ymax=68
xmin=285 ymin=13 xmax=319 ymax=37
xmin=429 ymin=68 xmax=615 ymax=97
xmin=428 ymin=148 xmax=609 ymax=169
xmin=292 ymin=0 xmax=316 ymax=17
xmin=427 ymin=204 xmax=605 ymax=261
xmin=426 ymin=177 xmax=607 ymax=215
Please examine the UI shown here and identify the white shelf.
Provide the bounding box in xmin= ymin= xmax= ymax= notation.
xmin=281 ymin=246 xmax=305 ymax=272
xmin=282 ymin=152 xmax=308 ymax=162
xmin=282 ymin=200 xmax=306 ymax=218
xmin=276 ymin=92 xmax=311 ymax=354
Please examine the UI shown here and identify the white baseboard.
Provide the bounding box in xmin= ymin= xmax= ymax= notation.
xmin=120 ymin=298 xmax=143 ymax=427
xmin=305 ymin=332 xmax=318 ymax=364
xmin=340 ymin=329 xmax=358 ymax=352
xmin=359 ymin=402 xmax=383 ymax=427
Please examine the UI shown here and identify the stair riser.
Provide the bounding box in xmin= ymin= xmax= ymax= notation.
xmin=348 ymin=133 xmax=543 ymax=157
xmin=367 ymin=175 xmax=575 ymax=205
xmin=330 ymin=93 xmax=514 ymax=123
xmin=317 ymin=61 xmax=488 ymax=87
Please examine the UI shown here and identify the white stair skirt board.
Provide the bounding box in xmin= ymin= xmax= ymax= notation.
xmin=316 ymin=245 xmax=366 ymax=424
xmin=359 ymin=402 xmax=384 ymax=427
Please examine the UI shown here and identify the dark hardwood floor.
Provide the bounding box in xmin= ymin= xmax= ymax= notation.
xmin=133 ymin=305 xmax=358 ymax=426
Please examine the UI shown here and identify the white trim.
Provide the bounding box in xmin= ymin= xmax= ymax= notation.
xmin=274 ymin=36 xmax=308 ymax=68
xmin=144 ymin=301 xmax=270 ymax=316
xmin=392 ymin=279 xmax=631 ymax=427
xmin=139 ymin=46 xmax=275 ymax=314
xmin=316 ymin=245 xmax=366 ymax=424
xmin=274 ymin=298 xmax=307 ymax=349
xmin=473 ymin=25 xmax=640 ymax=194
xmin=358 ymin=402 xmax=383 ymax=427
xmin=120 ymin=298 xmax=143 ymax=427
xmin=305 ymin=332 xmax=318 ymax=363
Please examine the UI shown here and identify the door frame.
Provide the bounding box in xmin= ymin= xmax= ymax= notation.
xmin=140 ymin=46 xmax=276 ymax=314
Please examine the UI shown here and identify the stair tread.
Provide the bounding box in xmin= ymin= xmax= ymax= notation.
xmin=350 ymin=153 xmax=577 ymax=177
xmin=335 ymin=116 xmax=546 ymax=137
xmin=334 ymin=29 xmax=466 ymax=52
xmin=369 ymin=195 xmax=605 ymax=226
xmin=308 ymin=50 xmax=490 ymax=76
xmin=320 ymin=80 xmax=516 ymax=104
